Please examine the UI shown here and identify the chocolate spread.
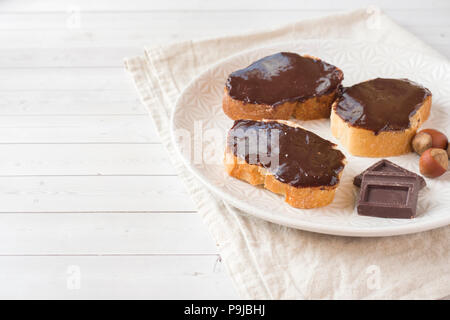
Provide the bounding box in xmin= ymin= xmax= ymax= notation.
xmin=227 ymin=120 xmax=346 ymax=188
xmin=334 ymin=78 xmax=431 ymax=134
xmin=226 ymin=52 xmax=343 ymax=106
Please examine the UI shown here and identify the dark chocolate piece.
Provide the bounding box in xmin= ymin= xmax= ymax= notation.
xmin=353 ymin=159 xmax=426 ymax=189
xmin=227 ymin=120 xmax=346 ymax=188
xmin=226 ymin=52 xmax=343 ymax=106
xmin=334 ymin=78 xmax=431 ymax=134
xmin=357 ymin=172 xmax=421 ymax=219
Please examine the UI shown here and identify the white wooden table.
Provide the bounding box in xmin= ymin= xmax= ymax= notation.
xmin=0 ymin=0 xmax=449 ymax=299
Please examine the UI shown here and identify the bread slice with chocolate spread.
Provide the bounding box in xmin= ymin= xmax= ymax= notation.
xmin=224 ymin=120 xmax=346 ymax=208
xmin=223 ymin=52 xmax=344 ymax=121
xmin=330 ymin=78 xmax=432 ymax=157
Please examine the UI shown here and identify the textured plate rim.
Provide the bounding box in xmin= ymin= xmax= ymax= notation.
xmin=170 ymin=39 xmax=450 ymax=237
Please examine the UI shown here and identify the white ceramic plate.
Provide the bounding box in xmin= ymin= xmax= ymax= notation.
xmin=171 ymin=40 xmax=450 ymax=236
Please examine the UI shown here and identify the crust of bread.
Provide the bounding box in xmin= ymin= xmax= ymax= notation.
xmin=223 ymin=87 xmax=339 ymax=121
xmin=330 ymin=95 xmax=432 ymax=157
xmin=224 ymin=149 xmax=342 ymax=209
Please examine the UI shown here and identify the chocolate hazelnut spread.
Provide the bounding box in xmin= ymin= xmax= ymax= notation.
xmin=334 ymin=78 xmax=431 ymax=134
xmin=226 ymin=52 xmax=344 ymax=106
xmin=227 ymin=120 xmax=346 ymax=188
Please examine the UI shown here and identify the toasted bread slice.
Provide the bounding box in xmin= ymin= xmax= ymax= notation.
xmin=223 ymin=87 xmax=340 ymax=121
xmin=224 ymin=151 xmax=343 ymax=208
xmin=224 ymin=120 xmax=346 ymax=209
xmin=331 ymin=94 xmax=431 ymax=157
xmin=223 ymin=52 xmax=343 ymax=121
xmin=330 ymin=79 xmax=431 ymax=157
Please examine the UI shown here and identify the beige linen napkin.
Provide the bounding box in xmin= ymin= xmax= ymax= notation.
xmin=125 ymin=8 xmax=450 ymax=299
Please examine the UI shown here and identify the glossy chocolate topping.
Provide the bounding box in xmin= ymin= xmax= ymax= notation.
xmin=226 ymin=52 xmax=343 ymax=106
xmin=227 ymin=120 xmax=345 ymax=188
xmin=335 ymin=78 xmax=431 ymax=134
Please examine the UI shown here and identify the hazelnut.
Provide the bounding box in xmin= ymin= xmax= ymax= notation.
xmin=419 ymin=129 xmax=448 ymax=149
xmin=448 ymin=144 xmax=450 ymax=159
xmin=412 ymin=131 xmax=433 ymax=155
xmin=419 ymin=148 xmax=448 ymax=178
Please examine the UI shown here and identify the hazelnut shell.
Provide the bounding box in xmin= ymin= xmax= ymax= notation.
xmin=420 ymin=129 xmax=448 ymax=149
xmin=419 ymin=148 xmax=448 ymax=178
xmin=412 ymin=131 xmax=432 ymax=155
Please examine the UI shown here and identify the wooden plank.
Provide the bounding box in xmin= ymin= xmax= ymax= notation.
xmin=0 ymin=10 xmax=327 ymax=30
xmin=0 ymin=29 xmax=172 ymax=49
xmin=0 ymin=41 xmax=447 ymax=70
xmin=0 ymin=68 xmax=134 ymax=91
xmin=0 ymin=47 xmax=141 ymax=67
xmin=0 ymin=90 xmax=146 ymax=115
xmin=1 ymin=0 xmax=447 ymax=12
xmin=0 ymin=30 xmax=447 ymax=68
xmin=1 ymin=10 xmax=449 ymax=30
xmin=0 ymin=255 xmax=237 ymax=299
xmin=0 ymin=176 xmax=196 ymax=212
xmin=0 ymin=144 xmax=175 ymax=175
xmin=0 ymin=212 xmax=217 ymax=255
xmin=0 ymin=115 xmax=160 ymax=143
xmin=0 ymin=12 xmax=448 ymax=67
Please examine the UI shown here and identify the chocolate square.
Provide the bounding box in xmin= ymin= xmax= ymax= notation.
xmin=357 ymin=172 xmax=421 ymax=219
xmin=353 ymin=159 xmax=426 ymax=189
